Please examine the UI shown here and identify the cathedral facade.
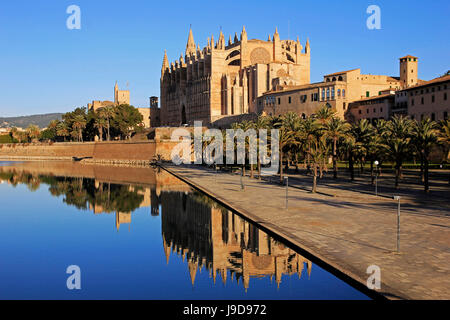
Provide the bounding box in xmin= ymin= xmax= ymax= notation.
xmin=160 ymin=27 xmax=311 ymax=126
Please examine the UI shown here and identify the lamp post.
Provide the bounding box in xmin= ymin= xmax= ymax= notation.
xmin=374 ymin=160 xmax=379 ymax=196
xmin=285 ymin=177 xmax=289 ymax=209
xmin=393 ymin=195 xmax=401 ymax=252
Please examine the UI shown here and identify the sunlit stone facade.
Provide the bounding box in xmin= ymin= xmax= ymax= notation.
xmin=160 ymin=27 xmax=311 ymax=126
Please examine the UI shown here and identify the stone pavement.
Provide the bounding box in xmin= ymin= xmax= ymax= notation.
xmin=162 ymin=163 xmax=450 ymax=300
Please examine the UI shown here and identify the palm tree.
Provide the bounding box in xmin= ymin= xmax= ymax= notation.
xmin=308 ymin=134 xmax=329 ymax=193
xmin=412 ymin=118 xmax=438 ymax=192
xmin=351 ymin=119 xmax=375 ymax=174
xmin=56 ymin=122 xmax=69 ymax=142
xmin=315 ymin=104 xmax=336 ymax=126
xmin=72 ymin=114 xmax=87 ymax=142
xmin=323 ymin=117 xmax=350 ymax=179
xmin=343 ymin=133 xmax=357 ymax=181
xmin=26 ymin=124 xmax=40 ymax=142
xmin=298 ymin=117 xmax=320 ymax=174
xmin=278 ymin=126 xmax=297 ymax=183
xmin=94 ymin=112 xmax=107 ymax=142
xmin=281 ymin=112 xmax=302 ymax=172
xmin=98 ymin=105 xmax=115 ymax=141
xmin=9 ymin=127 xmax=19 ymax=142
xmin=381 ymin=116 xmax=413 ymax=189
xmin=437 ymin=119 xmax=450 ymax=184
xmin=253 ymin=115 xmax=270 ymax=179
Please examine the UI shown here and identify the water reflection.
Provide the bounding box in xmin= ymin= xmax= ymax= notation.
xmin=0 ymin=162 xmax=368 ymax=299
xmin=0 ymin=166 xmax=311 ymax=291
xmin=161 ymin=191 xmax=311 ymax=291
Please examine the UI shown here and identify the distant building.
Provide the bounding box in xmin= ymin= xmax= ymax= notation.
xmin=87 ymin=82 xmax=151 ymax=128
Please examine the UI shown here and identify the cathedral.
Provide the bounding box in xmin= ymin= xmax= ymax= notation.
xmin=160 ymin=27 xmax=311 ymax=126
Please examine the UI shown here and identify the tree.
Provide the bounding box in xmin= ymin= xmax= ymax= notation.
xmin=253 ymin=115 xmax=270 ymax=179
xmin=98 ymin=105 xmax=115 ymax=141
xmin=278 ymin=126 xmax=297 ymax=183
xmin=72 ymin=114 xmax=87 ymax=142
xmin=9 ymin=127 xmax=20 ymax=143
xmin=351 ymin=119 xmax=375 ymax=174
xmin=25 ymin=124 xmax=40 ymax=142
xmin=40 ymin=120 xmax=59 ymax=141
xmin=112 ymin=104 xmax=144 ymax=140
xmin=381 ymin=116 xmax=413 ymax=189
xmin=437 ymin=119 xmax=450 ymax=184
xmin=315 ymin=104 xmax=336 ymax=126
xmin=323 ymin=117 xmax=350 ymax=179
xmin=412 ymin=118 xmax=438 ymax=192
xmin=56 ymin=122 xmax=70 ymax=141
xmin=298 ymin=117 xmax=320 ymax=174
xmin=94 ymin=111 xmax=107 ymax=141
xmin=308 ymin=134 xmax=329 ymax=193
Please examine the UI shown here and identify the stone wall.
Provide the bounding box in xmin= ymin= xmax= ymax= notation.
xmin=0 ymin=141 xmax=157 ymax=162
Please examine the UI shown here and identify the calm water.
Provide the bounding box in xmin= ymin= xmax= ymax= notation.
xmin=0 ymin=161 xmax=368 ymax=300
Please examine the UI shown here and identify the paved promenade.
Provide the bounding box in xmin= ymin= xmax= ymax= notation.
xmin=162 ymin=163 xmax=450 ymax=300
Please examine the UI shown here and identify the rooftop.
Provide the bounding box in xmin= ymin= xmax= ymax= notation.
xmin=399 ymin=55 xmax=418 ymax=60
xmin=402 ymin=75 xmax=450 ymax=91
xmin=324 ymin=69 xmax=360 ymax=77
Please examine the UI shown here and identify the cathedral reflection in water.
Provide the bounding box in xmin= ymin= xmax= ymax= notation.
xmin=159 ymin=190 xmax=312 ymax=291
xmin=0 ymin=164 xmax=312 ymax=291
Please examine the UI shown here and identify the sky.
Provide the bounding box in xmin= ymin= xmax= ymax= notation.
xmin=0 ymin=0 xmax=449 ymax=117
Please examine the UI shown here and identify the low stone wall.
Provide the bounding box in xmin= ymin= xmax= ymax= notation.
xmin=0 ymin=141 xmax=158 ymax=162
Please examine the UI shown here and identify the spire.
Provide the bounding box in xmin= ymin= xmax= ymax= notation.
xmin=234 ymin=32 xmax=239 ymax=43
xmin=268 ymin=34 xmax=271 ymax=41
xmin=228 ymin=35 xmax=232 ymax=46
xmin=211 ymin=34 xmax=215 ymax=50
xmin=186 ymin=27 xmax=196 ymax=55
xmin=218 ymin=30 xmax=225 ymax=49
xmin=163 ymin=237 xmax=171 ymax=264
xmin=241 ymin=26 xmax=247 ymax=42
xmin=188 ymin=260 xmax=198 ymax=287
xmin=162 ymin=50 xmax=169 ymax=76
xmin=305 ymin=38 xmax=310 ymax=54
xmin=273 ymin=26 xmax=280 ymax=41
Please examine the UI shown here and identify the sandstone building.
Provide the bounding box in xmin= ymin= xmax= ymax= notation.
xmin=348 ymin=74 xmax=450 ymax=123
xmin=257 ymin=55 xmax=421 ymax=120
xmin=160 ymin=27 xmax=311 ymax=126
xmin=87 ymin=82 xmax=151 ymax=128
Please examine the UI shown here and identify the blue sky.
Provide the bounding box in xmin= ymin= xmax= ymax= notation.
xmin=0 ymin=0 xmax=448 ymax=117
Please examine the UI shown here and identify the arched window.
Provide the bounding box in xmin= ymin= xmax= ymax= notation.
xmin=332 ymin=77 xmax=336 ymax=82
xmin=338 ymin=76 xmax=343 ymax=81
xmin=326 ymin=78 xmax=330 ymax=82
